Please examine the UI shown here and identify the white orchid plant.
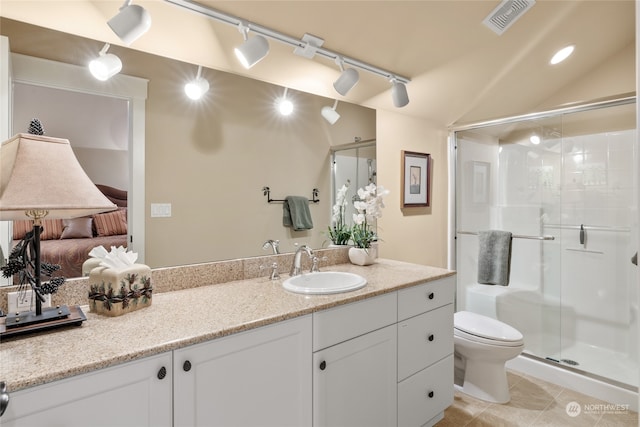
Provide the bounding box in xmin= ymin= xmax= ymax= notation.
xmin=327 ymin=181 xmax=352 ymax=245
xmin=351 ymin=183 xmax=389 ymax=249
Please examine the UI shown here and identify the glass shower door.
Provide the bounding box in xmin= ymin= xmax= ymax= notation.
xmin=454 ymin=98 xmax=637 ymax=388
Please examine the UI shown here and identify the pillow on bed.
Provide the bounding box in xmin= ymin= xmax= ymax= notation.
xmin=13 ymin=218 xmax=64 ymax=240
xmin=93 ymin=208 xmax=127 ymax=237
xmin=60 ymin=217 xmax=94 ymax=239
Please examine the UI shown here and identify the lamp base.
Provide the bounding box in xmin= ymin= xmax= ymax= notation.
xmin=0 ymin=305 xmax=86 ymax=338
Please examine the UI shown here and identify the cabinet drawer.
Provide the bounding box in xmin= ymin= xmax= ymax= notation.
xmin=398 ymin=276 xmax=454 ymax=321
xmin=313 ymin=292 xmax=397 ymax=351
xmin=398 ymin=355 xmax=454 ymax=427
xmin=398 ymin=304 xmax=453 ymax=381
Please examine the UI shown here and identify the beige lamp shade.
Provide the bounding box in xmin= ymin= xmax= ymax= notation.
xmin=0 ymin=133 xmax=117 ymax=221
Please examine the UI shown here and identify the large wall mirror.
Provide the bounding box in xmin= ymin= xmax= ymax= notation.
xmin=0 ymin=18 xmax=376 ymax=281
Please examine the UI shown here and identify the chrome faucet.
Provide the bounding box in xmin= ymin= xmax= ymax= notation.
xmin=290 ymin=245 xmax=313 ymax=276
xmin=262 ymin=239 xmax=280 ymax=255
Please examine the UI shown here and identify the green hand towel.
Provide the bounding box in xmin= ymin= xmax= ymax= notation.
xmin=283 ymin=196 xmax=314 ymax=231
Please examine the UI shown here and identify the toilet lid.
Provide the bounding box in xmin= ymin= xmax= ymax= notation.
xmin=454 ymin=311 xmax=523 ymax=342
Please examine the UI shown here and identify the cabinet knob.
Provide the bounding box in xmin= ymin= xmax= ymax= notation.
xmin=427 ymin=390 xmax=434 ymax=399
xmin=157 ymin=366 xmax=167 ymax=380
xmin=183 ymin=360 xmax=192 ymax=372
xmin=319 ymin=361 xmax=326 ymax=371
xmin=428 ymin=292 xmax=435 ymax=300
xmin=427 ymin=334 xmax=434 ymax=342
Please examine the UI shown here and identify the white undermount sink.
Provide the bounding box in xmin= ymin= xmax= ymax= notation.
xmin=282 ymin=271 xmax=367 ymax=295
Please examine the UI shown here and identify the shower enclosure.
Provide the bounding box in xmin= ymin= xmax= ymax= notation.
xmin=452 ymin=96 xmax=638 ymax=392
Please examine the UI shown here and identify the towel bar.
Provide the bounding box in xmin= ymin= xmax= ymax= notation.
xmin=262 ymin=186 xmax=319 ymax=204
xmin=543 ymin=223 xmax=630 ymax=233
xmin=457 ymin=231 xmax=555 ymax=241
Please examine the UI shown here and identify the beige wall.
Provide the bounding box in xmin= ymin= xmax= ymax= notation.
xmin=376 ymin=111 xmax=449 ymax=268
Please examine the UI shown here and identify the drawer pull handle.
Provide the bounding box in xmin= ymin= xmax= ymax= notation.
xmin=157 ymin=366 xmax=167 ymax=380
xmin=427 ymin=390 xmax=434 ymax=399
xmin=428 ymin=292 xmax=435 ymax=300
xmin=183 ymin=360 xmax=192 ymax=372
xmin=427 ymin=334 xmax=434 ymax=342
xmin=319 ymin=361 xmax=327 ymax=371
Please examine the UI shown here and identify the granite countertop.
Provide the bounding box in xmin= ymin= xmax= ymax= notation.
xmin=0 ymin=259 xmax=454 ymax=392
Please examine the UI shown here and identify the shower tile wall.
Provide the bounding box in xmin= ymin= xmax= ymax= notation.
xmin=557 ymin=131 xmax=637 ymax=363
xmin=500 ymin=128 xmax=638 ymax=385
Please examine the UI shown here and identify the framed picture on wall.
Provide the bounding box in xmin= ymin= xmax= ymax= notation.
xmin=401 ymin=150 xmax=430 ymax=207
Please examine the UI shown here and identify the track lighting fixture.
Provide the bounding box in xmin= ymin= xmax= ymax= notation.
xmin=184 ymin=66 xmax=210 ymax=100
xmin=234 ymin=24 xmax=270 ymax=69
xmin=321 ymin=100 xmax=340 ymax=125
xmin=108 ymin=0 xmax=152 ymax=45
xmin=89 ymin=43 xmax=122 ymax=81
xmin=391 ymin=78 xmax=410 ymax=108
xmin=276 ymin=88 xmax=294 ymax=116
xmin=333 ymin=58 xmax=359 ymax=96
xmin=166 ymin=0 xmax=411 ymax=107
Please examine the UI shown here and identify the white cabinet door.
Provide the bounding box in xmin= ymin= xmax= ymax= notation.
xmin=2 ymin=352 xmax=172 ymax=427
xmin=313 ymin=324 xmax=397 ymax=427
xmin=174 ymin=315 xmax=312 ymax=427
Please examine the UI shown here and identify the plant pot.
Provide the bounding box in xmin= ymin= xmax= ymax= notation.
xmin=348 ymin=246 xmax=377 ymax=266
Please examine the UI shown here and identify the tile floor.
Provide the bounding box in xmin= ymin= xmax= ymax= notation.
xmin=435 ymin=370 xmax=638 ymax=426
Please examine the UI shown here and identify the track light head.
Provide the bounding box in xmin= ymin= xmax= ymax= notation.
xmin=185 ymin=66 xmax=209 ymax=100
xmin=333 ymin=58 xmax=359 ymax=96
xmin=108 ymin=1 xmax=152 ymax=45
xmin=89 ymin=43 xmax=122 ymax=81
xmin=321 ymin=100 xmax=340 ymax=125
xmin=391 ymin=79 xmax=409 ymax=108
xmin=276 ymin=87 xmax=294 ymax=116
xmin=234 ymin=25 xmax=270 ymax=69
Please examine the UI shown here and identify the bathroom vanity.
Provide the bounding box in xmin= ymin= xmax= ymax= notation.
xmin=0 ymin=259 xmax=455 ymax=427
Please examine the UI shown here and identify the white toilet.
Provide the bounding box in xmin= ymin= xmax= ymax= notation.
xmin=453 ymin=310 xmax=524 ymax=404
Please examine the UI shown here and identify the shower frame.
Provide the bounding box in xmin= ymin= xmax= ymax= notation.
xmin=447 ymin=93 xmax=638 ymax=393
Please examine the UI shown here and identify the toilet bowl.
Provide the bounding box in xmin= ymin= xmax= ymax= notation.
xmin=454 ymin=310 xmax=524 ymax=404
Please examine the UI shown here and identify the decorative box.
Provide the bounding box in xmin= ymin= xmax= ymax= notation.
xmin=88 ymin=264 xmax=152 ymax=317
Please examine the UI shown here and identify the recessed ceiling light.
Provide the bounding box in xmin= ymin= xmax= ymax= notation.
xmin=550 ymin=45 xmax=574 ymax=65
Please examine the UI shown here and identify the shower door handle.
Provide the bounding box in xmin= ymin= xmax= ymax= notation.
xmin=632 ymin=252 xmax=637 ymax=266
xmin=579 ymin=224 xmax=585 ymax=246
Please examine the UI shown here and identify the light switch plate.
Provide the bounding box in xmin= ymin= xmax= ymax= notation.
xmin=151 ymin=203 xmax=172 ymax=218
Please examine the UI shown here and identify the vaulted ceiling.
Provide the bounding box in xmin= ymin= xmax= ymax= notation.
xmin=1 ymin=1 xmax=635 ymax=126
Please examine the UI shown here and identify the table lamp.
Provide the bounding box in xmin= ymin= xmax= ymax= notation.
xmin=0 ymin=133 xmax=117 ymax=336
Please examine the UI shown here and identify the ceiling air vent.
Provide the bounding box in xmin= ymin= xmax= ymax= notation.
xmin=483 ymin=0 xmax=536 ymax=35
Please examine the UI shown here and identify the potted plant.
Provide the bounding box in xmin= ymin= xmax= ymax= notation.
xmin=327 ymin=181 xmax=352 ymax=246
xmin=349 ymin=183 xmax=389 ymax=265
